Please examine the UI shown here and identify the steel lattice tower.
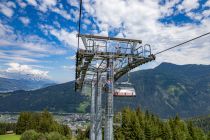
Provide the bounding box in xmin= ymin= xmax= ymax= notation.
xmin=75 ymin=34 xmax=155 ymax=140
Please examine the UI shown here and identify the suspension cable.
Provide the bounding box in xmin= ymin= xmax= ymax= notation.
xmin=77 ymin=0 xmax=83 ymax=50
xmin=154 ymin=31 xmax=210 ymax=55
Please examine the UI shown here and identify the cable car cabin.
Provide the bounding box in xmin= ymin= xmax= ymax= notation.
xmin=114 ymin=82 xmax=136 ymax=97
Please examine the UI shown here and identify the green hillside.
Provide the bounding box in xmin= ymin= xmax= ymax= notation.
xmin=114 ymin=63 xmax=210 ymax=118
xmin=0 ymin=77 xmax=55 ymax=92
xmin=0 ymin=81 xmax=88 ymax=113
xmin=0 ymin=63 xmax=210 ymax=118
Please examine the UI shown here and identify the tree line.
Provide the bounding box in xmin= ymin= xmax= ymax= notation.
xmin=16 ymin=110 xmax=72 ymax=140
xmin=2 ymin=108 xmax=210 ymax=140
xmin=0 ymin=122 xmax=16 ymax=135
xmin=114 ymin=107 xmax=210 ymax=140
xmin=189 ymin=116 xmax=210 ymax=133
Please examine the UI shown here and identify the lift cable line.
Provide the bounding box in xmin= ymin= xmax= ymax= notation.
xmin=75 ymin=1 xmax=209 ymax=140
xmin=77 ymin=0 xmax=83 ymax=50
xmin=154 ymin=31 xmax=210 ymax=55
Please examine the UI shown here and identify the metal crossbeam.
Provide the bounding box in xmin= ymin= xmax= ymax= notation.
xmin=78 ymin=34 xmax=142 ymax=43
xmin=75 ymin=34 xmax=155 ymax=140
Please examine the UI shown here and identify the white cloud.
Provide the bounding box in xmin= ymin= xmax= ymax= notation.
xmin=26 ymin=0 xmax=38 ymax=6
xmin=43 ymin=0 xmax=57 ymax=6
xmin=86 ymin=0 xmax=161 ymax=36
xmin=0 ymin=63 xmax=50 ymax=80
xmin=0 ymin=21 xmax=13 ymax=36
xmin=53 ymin=21 xmax=60 ymax=28
xmin=6 ymin=1 xmax=16 ymax=8
xmin=83 ymin=19 xmax=91 ymax=25
xmin=202 ymin=9 xmax=210 ymax=18
xmin=26 ymin=0 xmax=72 ymax=20
xmin=6 ymin=63 xmax=48 ymax=77
xmin=186 ymin=12 xmax=203 ymax=20
xmin=39 ymin=0 xmax=57 ymax=12
xmin=17 ymin=0 xmax=27 ymax=8
xmin=67 ymin=0 xmax=79 ymax=7
xmin=177 ymin=0 xmax=199 ymax=12
xmin=69 ymin=9 xmax=79 ymax=22
xmin=19 ymin=17 xmax=30 ymax=26
xmin=66 ymin=55 xmax=75 ymax=60
xmin=0 ymin=22 xmax=66 ymax=63
xmin=0 ymin=34 xmax=66 ymax=55
xmin=160 ymin=0 xmax=180 ymax=17
xmin=83 ymin=0 xmax=210 ymax=67
xmin=156 ymin=41 xmax=210 ymax=65
xmin=1 ymin=0 xmax=210 ymax=82
xmin=205 ymin=0 xmax=210 ymax=7
xmin=49 ymin=28 xmax=83 ymax=50
xmin=0 ymin=2 xmax=14 ymax=18
xmin=51 ymin=7 xmax=71 ymax=20
xmin=0 ymin=53 xmax=39 ymax=63
xmin=0 ymin=49 xmax=47 ymax=58
xmin=63 ymin=65 xmax=75 ymax=70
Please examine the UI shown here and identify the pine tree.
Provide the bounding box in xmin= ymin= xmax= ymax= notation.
xmin=121 ymin=108 xmax=132 ymax=139
xmin=136 ymin=107 xmax=144 ymax=129
xmin=113 ymin=108 xmax=209 ymax=140
xmin=30 ymin=112 xmax=41 ymax=131
xmin=16 ymin=112 xmax=32 ymax=134
xmin=207 ymin=131 xmax=210 ymax=140
xmin=160 ymin=123 xmax=172 ymax=140
xmin=192 ymin=127 xmax=206 ymax=140
xmin=114 ymin=126 xmax=125 ymax=140
xmin=187 ymin=121 xmax=195 ymax=140
xmin=38 ymin=110 xmax=54 ymax=133
xmin=131 ymin=111 xmax=145 ymax=140
xmin=0 ymin=123 xmax=6 ymax=135
xmin=145 ymin=123 xmax=153 ymax=140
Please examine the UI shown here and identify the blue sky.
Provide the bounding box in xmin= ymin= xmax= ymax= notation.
xmin=0 ymin=0 xmax=210 ymax=83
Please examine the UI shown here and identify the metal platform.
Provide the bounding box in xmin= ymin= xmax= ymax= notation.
xmin=75 ymin=34 xmax=155 ymax=92
xmin=75 ymin=34 xmax=155 ymax=140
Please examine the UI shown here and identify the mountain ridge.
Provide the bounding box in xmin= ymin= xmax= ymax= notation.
xmin=0 ymin=63 xmax=210 ymax=118
xmin=0 ymin=77 xmax=56 ymax=92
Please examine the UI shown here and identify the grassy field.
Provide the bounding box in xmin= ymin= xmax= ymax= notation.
xmin=0 ymin=134 xmax=20 ymax=140
xmin=0 ymin=134 xmax=77 ymax=140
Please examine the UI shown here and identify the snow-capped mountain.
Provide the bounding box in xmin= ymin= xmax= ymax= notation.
xmin=0 ymin=72 xmax=56 ymax=92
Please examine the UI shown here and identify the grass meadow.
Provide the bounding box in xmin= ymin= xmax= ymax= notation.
xmin=0 ymin=134 xmax=20 ymax=140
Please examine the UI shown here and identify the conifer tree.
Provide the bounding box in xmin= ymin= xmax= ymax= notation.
xmin=160 ymin=122 xmax=172 ymax=140
xmin=131 ymin=111 xmax=145 ymax=140
xmin=38 ymin=110 xmax=54 ymax=133
xmin=207 ymin=131 xmax=210 ymax=140
xmin=145 ymin=123 xmax=153 ymax=140
xmin=113 ymin=108 xmax=209 ymax=140
xmin=121 ymin=108 xmax=132 ymax=139
xmin=16 ymin=112 xmax=32 ymax=134
xmin=187 ymin=121 xmax=195 ymax=140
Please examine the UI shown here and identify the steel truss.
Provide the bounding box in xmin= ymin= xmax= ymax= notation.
xmin=75 ymin=34 xmax=155 ymax=140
